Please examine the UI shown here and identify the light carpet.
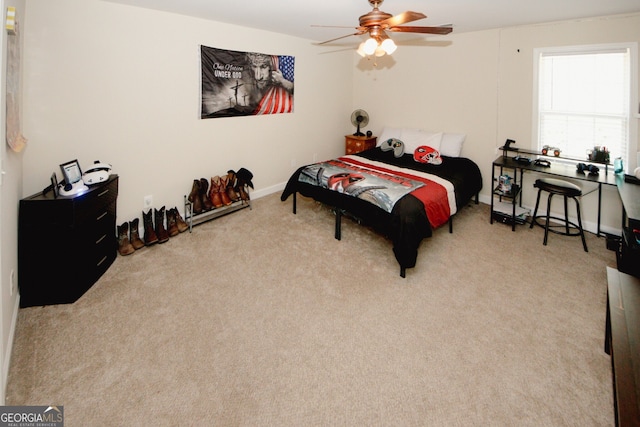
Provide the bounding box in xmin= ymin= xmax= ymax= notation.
xmin=6 ymin=193 xmax=617 ymax=426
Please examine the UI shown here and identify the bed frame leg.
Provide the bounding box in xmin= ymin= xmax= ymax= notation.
xmin=292 ymin=192 xmax=297 ymax=214
xmin=400 ymin=267 xmax=406 ymax=278
xmin=334 ymin=209 xmax=342 ymax=240
xmin=449 ymin=216 xmax=453 ymax=234
xmin=475 ymin=192 xmax=479 ymax=204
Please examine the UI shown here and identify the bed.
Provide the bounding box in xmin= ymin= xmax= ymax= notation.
xmin=280 ymin=128 xmax=483 ymax=277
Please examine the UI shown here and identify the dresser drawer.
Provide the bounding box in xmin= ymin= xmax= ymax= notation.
xmin=74 ymin=178 xmax=118 ymax=224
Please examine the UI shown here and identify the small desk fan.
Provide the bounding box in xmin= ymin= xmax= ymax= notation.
xmin=351 ymin=109 xmax=369 ymax=136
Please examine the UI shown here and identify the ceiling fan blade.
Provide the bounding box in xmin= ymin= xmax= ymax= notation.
xmin=387 ymin=25 xmax=453 ymax=35
xmin=311 ymin=25 xmax=357 ymax=29
xmin=382 ymin=11 xmax=426 ymax=28
xmin=316 ymin=31 xmax=365 ymax=45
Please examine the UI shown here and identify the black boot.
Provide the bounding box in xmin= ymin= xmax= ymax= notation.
xmin=154 ymin=207 xmax=170 ymax=243
xmin=143 ymin=209 xmax=158 ymax=246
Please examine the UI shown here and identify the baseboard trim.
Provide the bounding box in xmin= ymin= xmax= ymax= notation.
xmin=2 ymin=294 xmax=20 ymax=405
xmin=250 ymin=182 xmax=286 ymax=200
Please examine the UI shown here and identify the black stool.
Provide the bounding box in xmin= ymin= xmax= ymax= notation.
xmin=529 ymin=178 xmax=588 ymax=252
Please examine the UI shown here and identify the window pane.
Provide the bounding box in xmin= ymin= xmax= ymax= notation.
xmin=538 ymin=47 xmax=630 ymax=164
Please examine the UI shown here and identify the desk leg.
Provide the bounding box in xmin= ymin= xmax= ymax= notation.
xmin=519 ymin=169 xmax=524 ymax=208
xmin=490 ymin=164 xmax=495 ymax=224
xmin=597 ymin=183 xmax=602 ymax=237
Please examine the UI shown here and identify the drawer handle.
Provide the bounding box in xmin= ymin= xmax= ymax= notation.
xmin=98 ymin=189 xmax=109 ymax=197
xmin=96 ymin=234 xmax=106 ymax=245
xmin=96 ymin=211 xmax=108 ymax=221
xmin=97 ymin=255 xmax=107 ymax=267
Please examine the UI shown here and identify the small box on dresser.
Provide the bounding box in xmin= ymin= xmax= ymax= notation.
xmin=345 ymin=135 xmax=377 ymax=155
xmin=18 ymin=175 xmax=119 ymax=307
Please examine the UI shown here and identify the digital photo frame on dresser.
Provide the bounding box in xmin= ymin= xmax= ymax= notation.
xmin=60 ymin=159 xmax=82 ymax=185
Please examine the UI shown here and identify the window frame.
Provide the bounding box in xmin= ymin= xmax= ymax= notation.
xmin=532 ymin=42 xmax=638 ymax=171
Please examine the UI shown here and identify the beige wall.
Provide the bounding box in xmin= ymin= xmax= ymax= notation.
xmin=21 ymin=0 xmax=354 ymax=223
xmin=353 ymin=13 xmax=640 ymax=234
xmin=0 ymin=0 xmax=26 ymax=404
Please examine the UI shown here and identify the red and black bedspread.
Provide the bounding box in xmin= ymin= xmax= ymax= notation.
xmin=281 ymin=148 xmax=482 ymax=274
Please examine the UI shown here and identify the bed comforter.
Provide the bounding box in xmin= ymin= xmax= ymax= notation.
xmin=281 ymin=148 xmax=482 ymax=272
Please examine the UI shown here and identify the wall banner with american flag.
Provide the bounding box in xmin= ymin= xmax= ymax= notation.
xmin=200 ymin=45 xmax=295 ymax=118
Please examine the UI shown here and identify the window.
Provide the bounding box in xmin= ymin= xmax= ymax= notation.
xmin=533 ymin=43 xmax=637 ymax=168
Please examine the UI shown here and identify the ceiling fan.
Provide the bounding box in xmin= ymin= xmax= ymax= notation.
xmin=315 ymin=0 xmax=452 ymax=57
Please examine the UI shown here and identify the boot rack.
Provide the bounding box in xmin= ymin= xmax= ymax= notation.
xmin=183 ymin=195 xmax=251 ymax=233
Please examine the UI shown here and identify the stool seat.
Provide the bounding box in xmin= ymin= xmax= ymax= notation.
xmin=530 ymin=178 xmax=588 ymax=252
xmin=534 ymin=178 xmax=582 ymax=197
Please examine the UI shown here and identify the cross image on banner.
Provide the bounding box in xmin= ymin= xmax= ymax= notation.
xmin=201 ymin=45 xmax=294 ymax=119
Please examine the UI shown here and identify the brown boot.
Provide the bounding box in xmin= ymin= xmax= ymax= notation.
xmin=166 ymin=208 xmax=179 ymax=237
xmin=155 ymin=207 xmax=170 ymax=243
xmin=143 ymin=209 xmax=158 ymax=246
xmin=226 ymin=170 xmax=240 ymax=202
xmin=219 ymin=175 xmax=233 ymax=206
xmin=172 ymin=207 xmax=189 ymax=233
xmin=236 ymin=182 xmax=250 ymax=202
xmin=209 ymin=176 xmax=223 ymax=208
xmin=188 ymin=179 xmax=203 ymax=214
xmin=117 ymin=222 xmax=135 ymax=256
xmin=129 ymin=218 xmax=145 ymax=250
xmin=199 ymin=178 xmax=213 ymax=211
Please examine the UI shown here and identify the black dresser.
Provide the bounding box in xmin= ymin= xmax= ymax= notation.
xmin=18 ymin=175 xmax=119 ymax=307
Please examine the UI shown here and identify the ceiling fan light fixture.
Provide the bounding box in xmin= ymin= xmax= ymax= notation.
xmin=357 ymin=42 xmax=367 ymax=57
xmin=381 ymin=38 xmax=397 ymax=54
xmin=363 ymin=37 xmax=378 ymax=55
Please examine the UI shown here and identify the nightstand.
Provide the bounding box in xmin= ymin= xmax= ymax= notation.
xmin=345 ymin=135 xmax=377 ymax=155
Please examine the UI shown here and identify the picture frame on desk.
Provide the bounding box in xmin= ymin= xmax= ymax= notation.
xmin=60 ymin=159 xmax=82 ymax=185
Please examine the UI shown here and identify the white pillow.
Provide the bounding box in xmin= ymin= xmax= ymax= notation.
xmin=401 ymin=128 xmax=443 ymax=154
xmin=440 ymin=133 xmax=466 ymax=157
xmin=377 ymin=126 xmax=402 ymax=147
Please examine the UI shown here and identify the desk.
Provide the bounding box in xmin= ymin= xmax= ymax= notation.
xmin=491 ymin=156 xmax=618 ymax=235
xmin=616 ymin=175 xmax=640 ymax=277
xmin=605 ymin=267 xmax=640 ymax=426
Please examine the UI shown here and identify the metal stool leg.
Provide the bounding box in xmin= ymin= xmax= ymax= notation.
xmin=530 ymin=187 xmax=542 ymax=229
xmin=573 ymin=196 xmax=588 ymax=252
xmin=563 ymin=195 xmax=570 ymax=235
xmin=544 ymin=193 xmax=553 ymax=246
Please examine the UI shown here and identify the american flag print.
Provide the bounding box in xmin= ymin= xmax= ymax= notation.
xmin=201 ymin=45 xmax=295 ymax=119
xmin=254 ymin=55 xmax=295 ymax=115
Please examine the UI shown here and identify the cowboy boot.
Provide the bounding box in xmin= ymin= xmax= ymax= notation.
xmin=129 ymin=218 xmax=145 ymax=250
xmin=143 ymin=209 xmax=158 ymax=246
xmin=166 ymin=207 xmax=179 ymax=237
xmin=199 ymin=178 xmax=213 ymax=211
xmin=188 ymin=179 xmax=203 ymax=214
xmin=172 ymin=207 xmax=189 ymax=233
xmin=236 ymin=168 xmax=253 ymax=202
xmin=219 ymin=175 xmax=233 ymax=206
xmin=155 ymin=207 xmax=170 ymax=243
xmin=117 ymin=222 xmax=135 ymax=256
xmin=209 ymin=176 xmax=223 ymax=208
xmin=235 ymin=178 xmax=250 ymax=202
xmin=225 ymin=170 xmax=240 ymax=202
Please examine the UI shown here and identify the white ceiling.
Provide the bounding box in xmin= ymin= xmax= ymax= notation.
xmin=104 ymin=0 xmax=640 ymax=45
